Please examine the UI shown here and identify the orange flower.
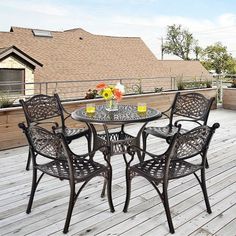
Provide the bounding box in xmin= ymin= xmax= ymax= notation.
xmin=113 ymin=88 xmax=123 ymax=102
xmin=96 ymin=82 xmax=107 ymax=89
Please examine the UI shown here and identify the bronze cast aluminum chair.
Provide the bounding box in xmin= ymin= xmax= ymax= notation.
xmin=124 ymin=123 xmax=220 ymax=234
xmin=20 ymin=93 xmax=91 ymax=170
xmin=142 ymin=92 xmax=215 ymax=165
xmin=18 ymin=123 xmax=114 ymax=234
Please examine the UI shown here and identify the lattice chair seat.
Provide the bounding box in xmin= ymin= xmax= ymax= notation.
xmin=18 ymin=123 xmax=114 ymax=234
xmin=37 ymin=158 xmax=106 ymax=182
xmin=132 ymin=158 xmax=201 ymax=181
xmin=145 ymin=125 xmax=188 ymax=139
xmin=55 ymin=127 xmax=89 ymax=141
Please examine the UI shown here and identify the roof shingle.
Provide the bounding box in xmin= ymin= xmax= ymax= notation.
xmin=0 ymin=27 xmax=169 ymax=82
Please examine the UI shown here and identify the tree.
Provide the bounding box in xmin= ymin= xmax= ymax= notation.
xmin=227 ymin=58 xmax=236 ymax=74
xmin=163 ymin=24 xmax=199 ymax=60
xmin=201 ymin=42 xmax=235 ymax=74
xmin=193 ymin=45 xmax=202 ymax=61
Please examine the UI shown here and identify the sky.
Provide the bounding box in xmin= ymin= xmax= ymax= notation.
xmin=1 ymin=0 xmax=236 ymax=59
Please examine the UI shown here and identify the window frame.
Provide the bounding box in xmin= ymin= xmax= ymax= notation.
xmin=0 ymin=68 xmax=25 ymax=94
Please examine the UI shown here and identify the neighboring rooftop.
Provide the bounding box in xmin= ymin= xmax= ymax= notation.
xmin=160 ymin=60 xmax=211 ymax=78
xmin=0 ymin=26 xmax=169 ymax=82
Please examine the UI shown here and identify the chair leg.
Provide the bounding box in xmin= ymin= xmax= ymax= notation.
xmin=106 ymin=169 xmax=115 ymax=213
xmin=26 ymin=149 xmax=31 ymax=171
xmin=123 ymin=169 xmax=132 ymax=213
xmin=86 ymin=131 xmax=92 ymax=153
xmin=26 ymin=168 xmax=43 ymax=214
xmin=141 ymin=131 xmax=148 ymax=161
xmin=162 ymin=184 xmax=175 ymax=234
xmin=63 ymin=183 xmax=76 ymax=234
xmin=101 ymin=179 xmax=107 ymax=198
xmin=200 ymin=169 xmax=212 ymax=213
xmin=205 ymin=158 xmax=209 ymax=169
xmin=101 ymin=155 xmax=111 ymax=198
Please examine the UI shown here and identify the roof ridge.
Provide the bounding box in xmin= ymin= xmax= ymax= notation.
xmin=8 ymin=26 xmax=141 ymax=39
xmin=160 ymin=60 xmax=199 ymax=62
xmin=10 ymin=26 xmax=62 ymax=33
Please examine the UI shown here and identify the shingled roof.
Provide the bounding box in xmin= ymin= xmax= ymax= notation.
xmin=0 ymin=27 xmax=169 ymax=82
xmin=0 ymin=45 xmax=43 ymax=69
xmin=160 ymin=60 xmax=211 ymax=78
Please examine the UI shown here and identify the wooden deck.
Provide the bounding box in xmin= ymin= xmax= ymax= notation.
xmin=0 ymin=108 xmax=236 ymax=236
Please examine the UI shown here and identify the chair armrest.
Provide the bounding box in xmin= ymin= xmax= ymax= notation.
xmin=127 ymin=145 xmax=164 ymax=160
xmin=71 ymin=144 xmax=110 ymax=160
xmin=161 ymin=106 xmax=172 ymax=119
xmin=174 ymin=119 xmax=202 ymax=127
xmin=34 ymin=121 xmax=59 ymax=128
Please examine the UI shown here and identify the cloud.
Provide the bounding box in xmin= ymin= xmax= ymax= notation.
xmin=113 ymin=14 xmax=214 ymax=32
xmin=0 ymin=0 xmax=68 ymax=16
xmin=218 ymin=13 xmax=236 ymax=26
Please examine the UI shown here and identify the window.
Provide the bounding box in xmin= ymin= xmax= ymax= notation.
xmin=0 ymin=69 xmax=25 ymax=94
xmin=32 ymin=29 xmax=52 ymax=38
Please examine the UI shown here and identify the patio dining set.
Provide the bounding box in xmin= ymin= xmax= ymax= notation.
xmin=18 ymin=92 xmax=219 ymax=234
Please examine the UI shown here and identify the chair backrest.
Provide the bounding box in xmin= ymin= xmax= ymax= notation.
xmin=167 ymin=123 xmax=220 ymax=162
xmin=19 ymin=123 xmax=68 ymax=161
xmin=170 ymin=92 xmax=215 ymax=125
xmin=20 ymin=94 xmax=64 ymax=126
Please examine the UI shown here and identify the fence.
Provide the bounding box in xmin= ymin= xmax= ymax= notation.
xmin=0 ymin=75 xmax=213 ymax=103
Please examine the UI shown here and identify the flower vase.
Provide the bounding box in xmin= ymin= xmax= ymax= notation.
xmin=105 ymin=98 xmax=118 ymax=111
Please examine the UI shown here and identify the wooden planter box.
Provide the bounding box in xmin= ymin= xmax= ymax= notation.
xmin=0 ymin=88 xmax=217 ymax=151
xmin=223 ymin=88 xmax=236 ymax=110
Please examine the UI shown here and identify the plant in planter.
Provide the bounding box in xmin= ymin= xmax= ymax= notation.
xmin=154 ymin=87 xmax=163 ymax=93
xmin=230 ymin=79 xmax=236 ymax=88
xmin=177 ymin=78 xmax=185 ymax=90
xmin=205 ymin=80 xmax=212 ymax=88
xmin=0 ymin=91 xmax=15 ymax=108
xmin=84 ymin=89 xmax=98 ymax=99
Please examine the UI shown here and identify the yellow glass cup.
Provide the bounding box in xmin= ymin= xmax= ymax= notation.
xmin=137 ymin=102 xmax=147 ymax=113
xmin=86 ymin=103 xmax=96 ymax=114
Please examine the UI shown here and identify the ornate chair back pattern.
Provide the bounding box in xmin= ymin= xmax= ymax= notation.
xmin=20 ymin=94 xmax=63 ymax=125
xmin=27 ymin=125 xmax=66 ymax=160
xmin=171 ymin=92 xmax=214 ymax=124
xmin=170 ymin=125 xmax=215 ymax=161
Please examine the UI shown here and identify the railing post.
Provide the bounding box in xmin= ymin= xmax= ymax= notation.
xmin=216 ymin=75 xmax=219 ymax=103
xmin=46 ymin=82 xmax=48 ymax=95
xmin=172 ymin=77 xmax=176 ymax=90
xmin=220 ymin=77 xmax=223 ymax=102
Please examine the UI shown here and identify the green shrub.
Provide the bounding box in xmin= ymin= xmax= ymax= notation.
xmin=84 ymin=89 xmax=98 ymax=99
xmin=177 ymin=79 xmax=185 ymax=90
xmin=205 ymin=80 xmax=212 ymax=88
xmin=231 ymin=79 xmax=236 ymax=88
xmin=0 ymin=92 xmax=15 ymax=108
xmin=154 ymin=87 xmax=163 ymax=93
